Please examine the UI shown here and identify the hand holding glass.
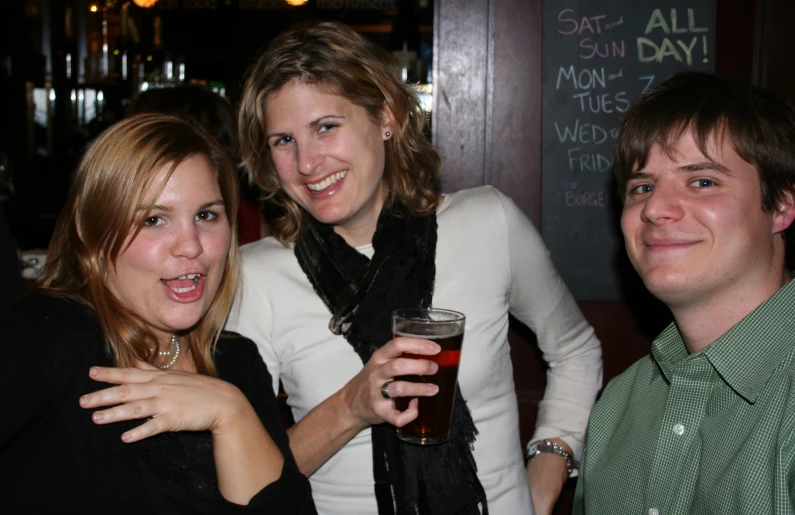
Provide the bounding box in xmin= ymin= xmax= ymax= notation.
xmin=392 ymin=308 xmax=465 ymax=445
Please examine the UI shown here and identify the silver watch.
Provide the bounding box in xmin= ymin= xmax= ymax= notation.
xmin=525 ymin=439 xmax=577 ymax=477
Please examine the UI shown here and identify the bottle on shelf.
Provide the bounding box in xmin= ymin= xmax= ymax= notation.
xmin=117 ymin=1 xmax=132 ymax=82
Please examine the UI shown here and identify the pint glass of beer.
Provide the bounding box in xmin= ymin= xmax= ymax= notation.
xmin=392 ymin=308 xmax=465 ymax=445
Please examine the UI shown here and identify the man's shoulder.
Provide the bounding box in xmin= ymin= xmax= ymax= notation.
xmin=583 ymin=354 xmax=667 ymax=464
xmin=596 ymin=353 xmax=662 ymax=409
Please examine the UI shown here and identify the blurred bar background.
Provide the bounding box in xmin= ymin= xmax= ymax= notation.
xmin=1 ymin=1 xmax=793 ymax=512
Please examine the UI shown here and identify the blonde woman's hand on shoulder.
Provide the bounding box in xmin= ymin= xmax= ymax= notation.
xmin=80 ymin=362 xmax=285 ymax=505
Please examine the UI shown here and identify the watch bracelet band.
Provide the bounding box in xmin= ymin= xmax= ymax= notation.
xmin=525 ymin=439 xmax=578 ymax=477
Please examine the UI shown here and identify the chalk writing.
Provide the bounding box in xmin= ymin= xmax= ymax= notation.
xmin=558 ymin=9 xmax=608 ymax=35
xmin=542 ymin=0 xmax=716 ymax=300
xmin=571 ymin=91 xmax=630 ymax=113
xmin=580 ymin=39 xmax=626 ymax=59
xmin=639 ymin=75 xmax=656 ymax=92
xmin=643 ymin=8 xmax=709 ymax=34
xmin=566 ymin=147 xmax=613 ymax=172
xmin=556 ymin=66 xmax=607 ymax=90
xmin=565 ymin=190 xmax=608 ymax=207
xmin=637 ymin=8 xmax=710 ymax=65
xmin=605 ymin=17 xmax=625 ymax=30
xmin=555 ymin=119 xmax=618 ymax=144
xmin=637 ymin=36 xmax=706 ymax=65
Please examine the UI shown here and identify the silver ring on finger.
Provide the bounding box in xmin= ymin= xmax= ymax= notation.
xmin=381 ymin=380 xmax=394 ymax=400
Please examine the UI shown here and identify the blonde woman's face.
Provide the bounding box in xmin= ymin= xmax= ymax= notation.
xmin=264 ymin=80 xmax=394 ymax=247
xmin=105 ymin=155 xmax=231 ymax=345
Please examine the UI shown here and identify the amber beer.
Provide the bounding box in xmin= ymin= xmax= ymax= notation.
xmin=392 ymin=308 xmax=465 ymax=445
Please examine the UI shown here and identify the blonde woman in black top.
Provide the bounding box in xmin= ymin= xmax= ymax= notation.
xmin=0 ymin=114 xmax=316 ymax=514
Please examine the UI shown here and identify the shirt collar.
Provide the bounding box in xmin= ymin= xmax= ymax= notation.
xmin=652 ymin=276 xmax=795 ymax=403
xmin=651 ymin=323 xmax=689 ymax=381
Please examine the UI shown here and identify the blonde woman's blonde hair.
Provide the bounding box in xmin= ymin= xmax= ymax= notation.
xmin=38 ymin=114 xmax=240 ymax=376
xmin=239 ymin=21 xmax=442 ymax=244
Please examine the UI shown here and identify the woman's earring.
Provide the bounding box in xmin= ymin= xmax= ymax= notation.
xmin=385 ymin=131 xmax=391 ymax=138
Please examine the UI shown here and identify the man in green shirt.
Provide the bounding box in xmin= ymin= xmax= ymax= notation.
xmin=574 ymin=72 xmax=795 ymax=515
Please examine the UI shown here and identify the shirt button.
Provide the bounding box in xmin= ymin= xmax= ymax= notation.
xmin=649 ymin=509 xmax=660 ymax=515
xmin=673 ymin=423 xmax=685 ymax=436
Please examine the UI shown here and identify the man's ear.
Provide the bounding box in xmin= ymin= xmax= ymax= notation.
xmin=773 ymin=190 xmax=795 ymax=234
xmin=380 ymin=104 xmax=396 ymax=140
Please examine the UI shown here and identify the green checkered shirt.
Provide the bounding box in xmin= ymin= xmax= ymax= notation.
xmin=574 ymin=279 xmax=795 ymax=515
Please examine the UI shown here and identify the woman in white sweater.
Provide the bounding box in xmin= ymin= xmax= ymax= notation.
xmin=229 ymin=21 xmax=602 ymax=515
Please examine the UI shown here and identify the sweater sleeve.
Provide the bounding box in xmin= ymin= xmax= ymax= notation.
xmin=215 ymin=334 xmax=317 ymax=514
xmin=226 ymin=244 xmax=280 ymax=396
xmin=497 ymin=189 xmax=603 ymax=461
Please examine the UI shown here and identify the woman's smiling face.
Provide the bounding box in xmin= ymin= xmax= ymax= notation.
xmin=265 ymin=80 xmax=394 ymax=247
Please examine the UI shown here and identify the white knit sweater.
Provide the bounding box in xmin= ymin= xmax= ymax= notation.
xmin=227 ymin=186 xmax=603 ymax=514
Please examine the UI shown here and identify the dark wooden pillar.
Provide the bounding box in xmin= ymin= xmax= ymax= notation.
xmin=433 ymin=0 xmax=542 ymax=223
xmin=432 ymin=0 xmax=491 ymax=193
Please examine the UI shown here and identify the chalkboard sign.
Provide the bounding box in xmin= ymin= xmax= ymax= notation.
xmin=541 ymin=0 xmax=716 ymax=301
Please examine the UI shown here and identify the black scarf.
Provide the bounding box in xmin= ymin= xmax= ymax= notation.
xmin=294 ymin=204 xmax=488 ymax=515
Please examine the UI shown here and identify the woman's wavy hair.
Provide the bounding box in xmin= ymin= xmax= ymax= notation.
xmin=38 ymin=114 xmax=240 ymax=375
xmin=238 ymin=21 xmax=441 ymax=244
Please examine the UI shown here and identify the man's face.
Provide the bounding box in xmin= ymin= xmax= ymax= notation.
xmin=621 ymin=129 xmax=792 ymax=309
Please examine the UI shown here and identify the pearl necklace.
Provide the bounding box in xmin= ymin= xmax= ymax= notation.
xmin=156 ymin=334 xmax=181 ymax=369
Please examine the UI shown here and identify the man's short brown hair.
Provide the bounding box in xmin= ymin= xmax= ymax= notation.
xmin=614 ymin=72 xmax=795 ymax=216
